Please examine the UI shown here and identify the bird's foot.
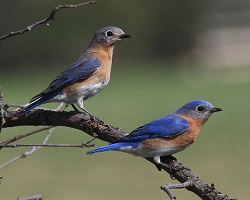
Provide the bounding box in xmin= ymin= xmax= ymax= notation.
xmin=153 ymin=156 xmax=181 ymax=179
xmin=71 ymin=104 xmax=104 ymax=124
xmin=71 ymin=104 xmax=79 ymax=112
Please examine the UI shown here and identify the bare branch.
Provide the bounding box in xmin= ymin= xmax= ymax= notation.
xmin=0 ymin=104 xmax=66 ymax=169
xmin=161 ymin=180 xmax=193 ymax=200
xmin=146 ymin=156 xmax=236 ymax=200
xmin=0 ymin=126 xmax=54 ymax=146
xmin=0 ymin=141 xmax=95 ymax=148
xmin=3 ymin=109 xmax=127 ymax=143
xmin=0 ymin=89 xmax=5 ymax=131
xmin=0 ymin=103 xmax=66 ymax=146
xmin=0 ymin=127 xmax=55 ymax=170
xmin=17 ymin=194 xmax=43 ymax=200
xmin=0 ymin=1 xmax=96 ymax=41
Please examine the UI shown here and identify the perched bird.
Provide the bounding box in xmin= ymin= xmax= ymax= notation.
xmin=16 ymin=26 xmax=130 ymax=117
xmin=87 ymin=100 xmax=222 ymax=165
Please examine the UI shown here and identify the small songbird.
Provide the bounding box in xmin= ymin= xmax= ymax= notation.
xmin=87 ymin=100 xmax=222 ymax=165
xmin=16 ymin=26 xmax=130 ymax=117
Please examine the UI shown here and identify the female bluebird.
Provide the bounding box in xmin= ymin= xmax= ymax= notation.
xmin=16 ymin=26 xmax=130 ymax=117
xmin=87 ymin=100 xmax=222 ymax=165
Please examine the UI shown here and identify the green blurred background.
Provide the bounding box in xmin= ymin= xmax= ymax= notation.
xmin=1 ymin=1 xmax=250 ymax=199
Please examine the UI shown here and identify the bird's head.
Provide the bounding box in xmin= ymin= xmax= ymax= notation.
xmin=94 ymin=26 xmax=131 ymax=47
xmin=175 ymin=100 xmax=222 ymax=124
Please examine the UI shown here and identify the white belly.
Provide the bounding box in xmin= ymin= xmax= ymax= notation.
xmin=49 ymin=81 xmax=108 ymax=104
xmin=119 ymin=145 xmax=186 ymax=158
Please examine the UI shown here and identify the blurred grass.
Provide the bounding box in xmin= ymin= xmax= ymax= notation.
xmin=1 ymin=64 xmax=250 ymax=200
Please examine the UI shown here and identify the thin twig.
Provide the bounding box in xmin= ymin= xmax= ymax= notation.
xmin=0 ymin=126 xmax=54 ymax=146
xmin=0 ymin=1 xmax=96 ymax=41
xmin=0 ymin=89 xmax=5 ymax=131
xmin=17 ymin=194 xmax=43 ymax=200
xmin=0 ymin=104 xmax=67 ymax=170
xmin=0 ymin=142 xmax=95 ymax=148
xmin=0 ymin=127 xmax=55 ymax=170
xmin=41 ymin=127 xmax=54 ymax=145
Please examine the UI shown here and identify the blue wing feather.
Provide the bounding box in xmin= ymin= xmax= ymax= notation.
xmin=123 ymin=114 xmax=189 ymax=141
xmin=16 ymin=55 xmax=101 ymax=116
xmin=30 ymin=55 xmax=101 ymax=102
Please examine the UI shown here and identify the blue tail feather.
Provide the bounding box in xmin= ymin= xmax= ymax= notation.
xmin=87 ymin=143 xmax=122 ymax=155
xmin=87 ymin=141 xmax=140 ymax=155
xmin=16 ymin=91 xmax=60 ymax=117
xmin=17 ymin=98 xmax=45 ymax=116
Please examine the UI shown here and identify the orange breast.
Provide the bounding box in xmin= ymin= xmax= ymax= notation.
xmin=64 ymin=45 xmax=113 ymax=95
xmin=141 ymin=115 xmax=202 ymax=150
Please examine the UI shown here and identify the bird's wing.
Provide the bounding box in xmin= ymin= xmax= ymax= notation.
xmin=30 ymin=55 xmax=101 ymax=102
xmin=124 ymin=114 xmax=190 ymax=140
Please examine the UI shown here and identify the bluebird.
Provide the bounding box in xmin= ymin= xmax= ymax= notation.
xmin=15 ymin=26 xmax=130 ymax=117
xmin=87 ymin=100 xmax=222 ymax=165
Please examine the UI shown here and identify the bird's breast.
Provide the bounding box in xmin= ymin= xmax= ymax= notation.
xmin=139 ymin=121 xmax=201 ymax=157
xmin=58 ymin=49 xmax=113 ymax=104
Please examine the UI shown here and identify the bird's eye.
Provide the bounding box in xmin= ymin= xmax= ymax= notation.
xmin=106 ymin=31 xmax=113 ymax=37
xmin=196 ymin=106 xmax=204 ymax=112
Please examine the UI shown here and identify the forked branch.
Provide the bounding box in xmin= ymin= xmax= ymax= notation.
xmin=0 ymin=1 xmax=96 ymax=41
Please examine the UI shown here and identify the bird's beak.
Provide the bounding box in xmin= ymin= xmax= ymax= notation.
xmin=211 ymin=107 xmax=223 ymax=113
xmin=119 ymin=34 xmax=131 ymax=39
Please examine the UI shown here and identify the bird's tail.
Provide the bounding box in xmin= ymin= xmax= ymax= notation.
xmin=15 ymin=92 xmax=57 ymax=117
xmin=15 ymin=99 xmax=45 ymax=117
xmin=87 ymin=143 xmax=122 ymax=155
xmin=87 ymin=141 xmax=139 ymax=155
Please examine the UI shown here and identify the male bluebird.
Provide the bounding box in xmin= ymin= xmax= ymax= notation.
xmin=15 ymin=26 xmax=130 ymax=117
xmin=87 ymin=100 xmax=222 ymax=165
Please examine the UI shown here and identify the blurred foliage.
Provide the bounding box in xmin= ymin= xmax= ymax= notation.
xmin=0 ymin=0 xmax=210 ymax=71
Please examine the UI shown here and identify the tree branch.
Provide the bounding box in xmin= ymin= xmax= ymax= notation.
xmin=147 ymin=157 xmax=236 ymax=200
xmin=0 ymin=126 xmax=54 ymax=146
xmin=0 ymin=1 xmax=96 ymax=41
xmin=0 ymin=141 xmax=95 ymax=148
xmin=1 ymin=105 xmax=236 ymax=200
xmin=0 ymin=127 xmax=55 ymax=170
xmin=3 ymin=108 xmax=127 ymax=143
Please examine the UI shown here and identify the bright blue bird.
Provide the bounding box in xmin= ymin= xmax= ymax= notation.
xmin=87 ymin=100 xmax=222 ymax=164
